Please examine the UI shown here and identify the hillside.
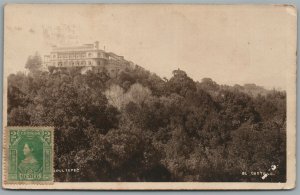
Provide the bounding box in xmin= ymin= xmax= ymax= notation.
xmin=7 ymin=57 xmax=286 ymax=182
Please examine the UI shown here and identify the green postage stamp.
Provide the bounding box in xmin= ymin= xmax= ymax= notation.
xmin=4 ymin=127 xmax=54 ymax=184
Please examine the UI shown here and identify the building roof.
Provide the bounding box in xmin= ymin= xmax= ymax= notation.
xmin=51 ymin=42 xmax=98 ymax=52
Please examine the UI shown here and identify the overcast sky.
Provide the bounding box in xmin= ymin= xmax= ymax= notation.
xmin=4 ymin=4 xmax=296 ymax=90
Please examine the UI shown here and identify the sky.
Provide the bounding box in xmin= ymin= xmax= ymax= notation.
xmin=4 ymin=4 xmax=297 ymax=90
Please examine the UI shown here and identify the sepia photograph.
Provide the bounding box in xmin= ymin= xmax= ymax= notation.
xmin=2 ymin=4 xmax=296 ymax=190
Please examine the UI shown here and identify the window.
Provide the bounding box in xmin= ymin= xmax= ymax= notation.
xmin=88 ymin=53 xmax=92 ymax=57
xmin=89 ymin=61 xmax=92 ymax=65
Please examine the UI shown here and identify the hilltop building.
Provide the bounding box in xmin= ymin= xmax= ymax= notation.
xmin=43 ymin=41 xmax=134 ymax=76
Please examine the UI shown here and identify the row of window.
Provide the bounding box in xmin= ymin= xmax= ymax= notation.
xmin=57 ymin=61 xmax=93 ymax=66
xmin=52 ymin=52 xmax=106 ymax=59
xmin=54 ymin=54 xmax=88 ymax=59
xmin=55 ymin=60 xmax=108 ymax=67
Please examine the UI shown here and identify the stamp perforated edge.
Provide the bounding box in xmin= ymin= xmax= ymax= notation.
xmin=2 ymin=126 xmax=55 ymax=187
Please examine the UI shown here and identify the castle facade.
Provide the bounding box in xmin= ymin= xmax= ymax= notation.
xmin=44 ymin=41 xmax=133 ymax=76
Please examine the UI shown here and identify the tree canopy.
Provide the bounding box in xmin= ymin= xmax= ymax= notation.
xmin=25 ymin=52 xmax=42 ymax=72
xmin=8 ymin=63 xmax=286 ymax=182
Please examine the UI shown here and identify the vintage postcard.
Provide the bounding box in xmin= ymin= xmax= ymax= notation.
xmin=2 ymin=4 xmax=297 ymax=190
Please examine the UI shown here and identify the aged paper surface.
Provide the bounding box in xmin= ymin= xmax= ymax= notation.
xmin=2 ymin=4 xmax=297 ymax=190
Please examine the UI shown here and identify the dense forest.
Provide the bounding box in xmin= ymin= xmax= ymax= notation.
xmin=8 ymin=53 xmax=286 ymax=182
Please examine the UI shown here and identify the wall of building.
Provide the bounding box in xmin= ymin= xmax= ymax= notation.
xmin=44 ymin=43 xmax=132 ymax=77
